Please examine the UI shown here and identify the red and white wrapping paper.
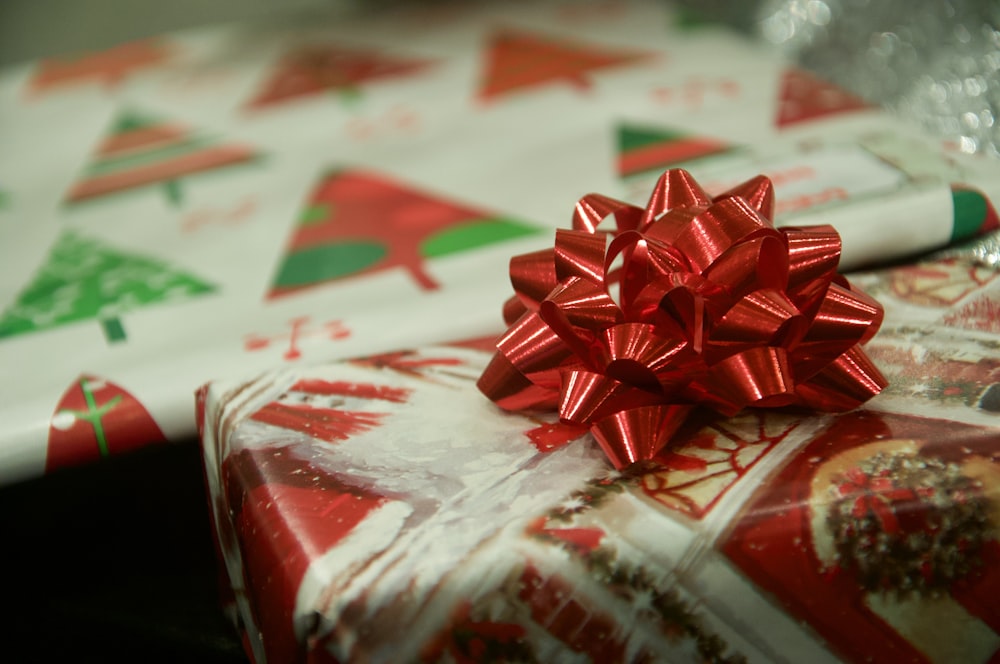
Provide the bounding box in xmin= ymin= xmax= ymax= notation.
xmin=200 ymin=335 xmax=1000 ymax=663
xmin=3 ymin=0 xmax=1000 ymax=486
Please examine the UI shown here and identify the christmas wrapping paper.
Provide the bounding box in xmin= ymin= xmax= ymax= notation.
xmin=200 ymin=248 xmax=1000 ymax=663
xmin=3 ymin=0 xmax=1000 ymax=486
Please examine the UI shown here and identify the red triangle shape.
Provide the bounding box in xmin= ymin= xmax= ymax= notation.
xmin=479 ymin=29 xmax=652 ymax=101
xmin=66 ymin=111 xmax=257 ymax=204
xmin=27 ymin=40 xmax=170 ymax=95
xmin=268 ymin=170 xmax=536 ymax=297
xmin=617 ymin=122 xmax=735 ymax=177
xmin=776 ymin=68 xmax=871 ymax=129
xmin=246 ymin=45 xmax=432 ymax=109
xmin=47 ymin=374 xmax=166 ymax=472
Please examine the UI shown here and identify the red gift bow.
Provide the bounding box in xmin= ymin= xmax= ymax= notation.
xmin=478 ymin=169 xmax=887 ymax=469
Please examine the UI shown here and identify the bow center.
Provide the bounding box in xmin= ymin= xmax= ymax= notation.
xmin=605 ymin=358 xmax=661 ymax=393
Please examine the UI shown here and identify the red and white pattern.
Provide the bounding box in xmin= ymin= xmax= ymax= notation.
xmin=201 ymin=345 xmax=1000 ymax=663
xmin=3 ymin=1 xmax=1000 ymax=659
xmin=3 ymin=0 xmax=1000 ymax=489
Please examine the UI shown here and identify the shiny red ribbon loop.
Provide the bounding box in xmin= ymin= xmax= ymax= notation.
xmin=478 ymin=169 xmax=888 ymax=469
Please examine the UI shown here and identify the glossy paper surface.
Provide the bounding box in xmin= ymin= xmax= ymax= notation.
xmin=201 ymin=342 xmax=1000 ymax=664
xmin=3 ymin=0 xmax=1000 ymax=485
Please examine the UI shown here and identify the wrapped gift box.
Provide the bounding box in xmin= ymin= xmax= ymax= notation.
xmin=200 ymin=338 xmax=1000 ymax=663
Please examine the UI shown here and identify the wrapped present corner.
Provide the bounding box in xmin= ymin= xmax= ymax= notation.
xmin=199 ymin=345 xmax=1000 ymax=663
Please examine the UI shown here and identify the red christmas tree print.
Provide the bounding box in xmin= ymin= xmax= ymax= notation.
xmin=27 ymin=40 xmax=171 ymax=95
xmin=245 ymin=45 xmax=432 ymax=109
xmin=775 ymin=68 xmax=871 ymax=128
xmin=268 ymin=170 xmax=537 ymax=296
xmin=616 ymin=122 xmax=736 ymax=178
xmin=66 ymin=111 xmax=258 ymax=207
xmin=222 ymin=446 xmax=388 ymax=664
xmin=478 ymin=28 xmax=652 ymax=101
xmin=47 ymin=374 xmax=166 ymax=472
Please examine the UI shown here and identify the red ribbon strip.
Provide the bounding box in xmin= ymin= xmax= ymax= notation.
xmin=478 ymin=169 xmax=887 ymax=469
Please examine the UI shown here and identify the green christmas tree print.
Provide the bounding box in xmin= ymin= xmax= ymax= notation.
xmin=0 ymin=230 xmax=214 ymax=343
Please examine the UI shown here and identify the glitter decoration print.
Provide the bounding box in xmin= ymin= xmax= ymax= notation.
xmin=478 ymin=169 xmax=888 ymax=469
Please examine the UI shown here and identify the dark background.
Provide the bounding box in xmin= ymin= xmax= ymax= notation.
xmin=0 ymin=440 xmax=247 ymax=662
